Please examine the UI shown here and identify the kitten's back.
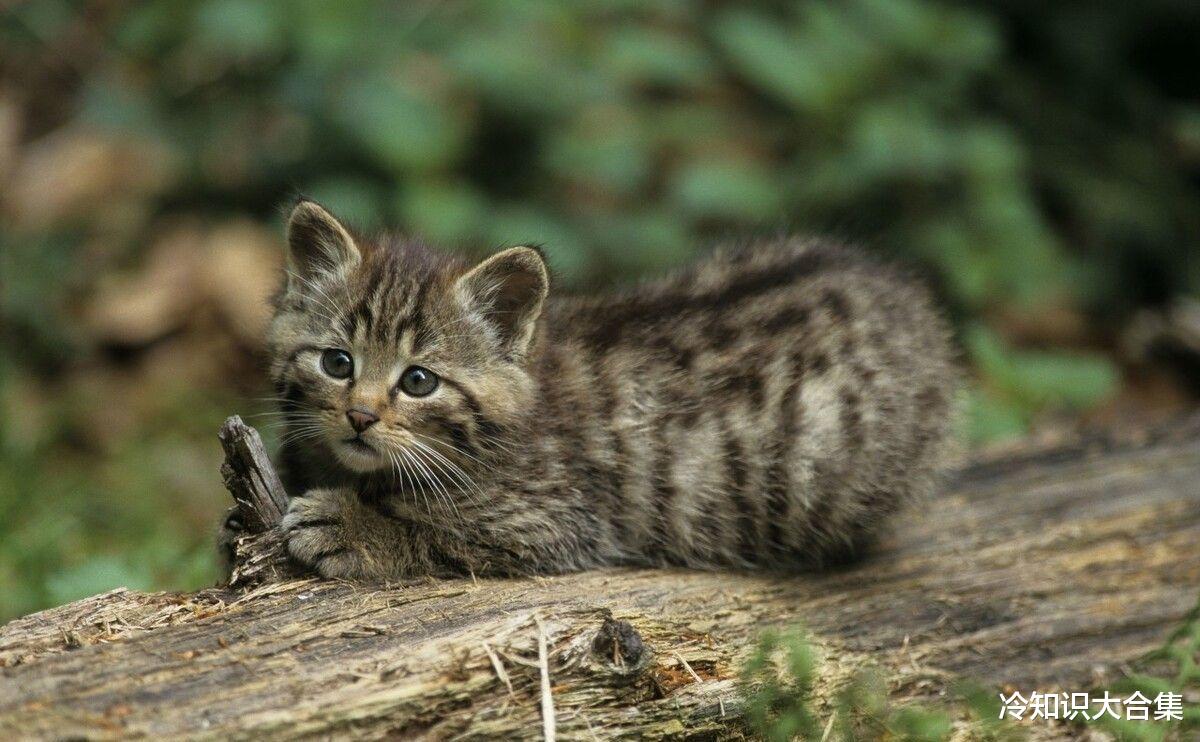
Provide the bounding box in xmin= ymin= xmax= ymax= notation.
xmin=535 ymin=238 xmax=958 ymax=568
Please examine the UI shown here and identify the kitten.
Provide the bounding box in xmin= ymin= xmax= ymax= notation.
xmin=247 ymin=199 xmax=957 ymax=580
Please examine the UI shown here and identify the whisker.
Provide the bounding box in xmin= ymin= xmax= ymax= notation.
xmin=258 ymin=414 xmax=325 ymax=427
xmin=405 ymin=445 xmax=461 ymax=520
xmin=409 ymin=440 xmax=481 ymax=510
xmin=286 ymin=270 xmax=346 ymax=321
xmin=398 ymin=447 xmax=437 ymax=521
xmin=413 ymin=432 xmax=499 ymax=472
xmin=409 ymin=438 xmax=483 ymax=507
xmin=474 ymin=433 xmax=518 ymax=456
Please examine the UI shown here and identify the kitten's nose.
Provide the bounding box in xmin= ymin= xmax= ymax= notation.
xmin=346 ymin=408 xmax=380 ymax=433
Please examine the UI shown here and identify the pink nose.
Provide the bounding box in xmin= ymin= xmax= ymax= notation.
xmin=346 ymin=408 xmax=380 ymax=433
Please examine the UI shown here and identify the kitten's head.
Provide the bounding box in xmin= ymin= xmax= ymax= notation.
xmin=268 ymin=199 xmax=548 ymax=477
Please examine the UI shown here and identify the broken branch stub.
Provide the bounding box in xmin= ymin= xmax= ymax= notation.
xmin=217 ymin=415 xmax=301 ymax=586
xmin=218 ymin=414 xmax=288 ymax=532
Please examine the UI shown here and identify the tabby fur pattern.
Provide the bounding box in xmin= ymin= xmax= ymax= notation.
xmin=248 ymin=199 xmax=958 ymax=580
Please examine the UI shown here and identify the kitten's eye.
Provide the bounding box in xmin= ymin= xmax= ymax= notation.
xmin=320 ymin=349 xmax=354 ymax=379
xmin=399 ymin=366 xmax=439 ymax=397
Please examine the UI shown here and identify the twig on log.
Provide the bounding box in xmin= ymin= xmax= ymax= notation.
xmin=218 ymin=415 xmax=288 ymax=532
xmin=483 ymin=641 xmax=516 ymax=699
xmin=217 ymin=415 xmax=300 ymax=587
xmin=674 ymin=652 xmax=703 ymax=685
xmin=535 ymin=615 xmax=556 ymax=742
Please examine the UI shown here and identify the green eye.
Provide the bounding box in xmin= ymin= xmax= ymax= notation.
xmin=320 ymin=349 xmax=354 ymax=379
xmin=399 ymin=366 xmax=438 ymax=397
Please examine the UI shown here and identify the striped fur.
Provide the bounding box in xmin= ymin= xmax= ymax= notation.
xmin=262 ymin=200 xmax=959 ymax=579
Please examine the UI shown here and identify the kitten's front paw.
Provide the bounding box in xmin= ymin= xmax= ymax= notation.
xmin=282 ymin=488 xmax=372 ymax=580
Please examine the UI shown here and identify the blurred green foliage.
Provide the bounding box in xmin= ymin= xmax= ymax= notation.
xmin=8 ymin=1 xmax=1197 ymax=295
xmin=1 ymin=1 xmax=1198 ymax=617
xmin=0 ymin=364 xmax=240 ymax=616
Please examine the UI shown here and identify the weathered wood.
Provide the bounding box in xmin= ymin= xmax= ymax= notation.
xmin=2 ymin=419 xmax=1199 ymax=740
xmin=216 ymin=415 xmax=300 ymax=588
xmin=218 ymin=415 xmax=288 ymax=533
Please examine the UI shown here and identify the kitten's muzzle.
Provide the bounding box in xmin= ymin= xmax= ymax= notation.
xmin=346 ymin=408 xmax=380 ymax=433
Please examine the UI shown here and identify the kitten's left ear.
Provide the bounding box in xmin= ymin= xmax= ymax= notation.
xmin=455 ymin=246 xmax=549 ymax=359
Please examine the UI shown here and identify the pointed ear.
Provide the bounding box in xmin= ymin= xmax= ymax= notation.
xmin=284 ymin=199 xmax=360 ymax=283
xmin=454 ymin=246 xmax=549 ymax=359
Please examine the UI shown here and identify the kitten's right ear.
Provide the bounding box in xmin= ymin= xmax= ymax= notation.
xmin=284 ymin=199 xmax=361 ymax=283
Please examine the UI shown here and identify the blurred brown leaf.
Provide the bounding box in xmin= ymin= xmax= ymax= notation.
xmin=82 ymin=220 xmax=281 ymax=352
xmin=84 ymin=225 xmax=206 ymax=347
xmin=0 ymin=92 xmax=21 ymax=190
xmin=201 ymin=221 xmax=282 ymax=346
xmin=4 ymin=127 xmax=175 ymax=232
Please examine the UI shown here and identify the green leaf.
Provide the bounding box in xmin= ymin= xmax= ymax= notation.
xmin=671 ymin=159 xmax=782 ymax=220
xmin=336 ymin=75 xmax=464 ymax=172
xmin=889 ymin=706 xmax=953 ymax=742
xmin=303 ymin=176 xmax=388 ymax=228
xmin=586 ymin=210 xmax=691 ymax=274
xmin=966 ymin=388 xmax=1028 ymax=444
xmin=711 ymin=9 xmax=817 ymax=109
xmin=544 ymin=115 xmax=650 ymax=195
xmin=397 ymin=181 xmax=489 ymax=244
xmin=601 ymin=26 xmax=714 ymax=87
xmin=45 ymin=556 xmax=154 ymax=607
xmin=191 ymin=0 xmax=286 ymax=59
xmin=965 ymin=324 xmax=1119 ymax=414
xmin=487 ymin=207 xmax=589 ymax=284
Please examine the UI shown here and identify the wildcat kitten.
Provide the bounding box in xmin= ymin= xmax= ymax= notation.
xmin=252 ymin=199 xmax=957 ymax=580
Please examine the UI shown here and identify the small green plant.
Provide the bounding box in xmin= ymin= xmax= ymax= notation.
xmin=743 ymin=595 xmax=1200 ymax=741
xmin=740 ymin=628 xmax=1016 ymax=741
xmin=741 ymin=629 xmax=824 ymax=740
xmin=1084 ymin=594 xmax=1199 ymax=741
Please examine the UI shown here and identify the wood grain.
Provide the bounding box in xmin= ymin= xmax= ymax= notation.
xmin=1 ymin=419 xmax=1198 ymax=739
xmin=218 ymin=415 xmax=288 ymax=533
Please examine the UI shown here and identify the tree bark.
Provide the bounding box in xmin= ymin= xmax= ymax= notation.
xmin=1 ymin=418 xmax=1198 ymax=740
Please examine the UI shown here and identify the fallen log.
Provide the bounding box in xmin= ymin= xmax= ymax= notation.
xmin=1 ymin=416 xmax=1198 ymax=739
